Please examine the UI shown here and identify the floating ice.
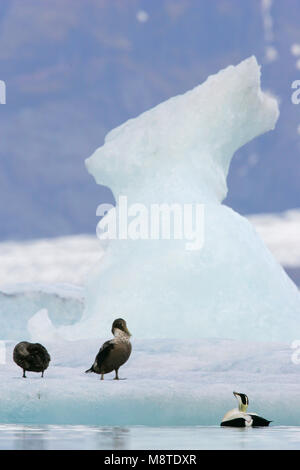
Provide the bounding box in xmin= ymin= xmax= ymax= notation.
xmin=0 ymin=283 xmax=83 ymax=341
xmin=28 ymin=309 xmax=63 ymax=343
xmin=0 ymin=338 xmax=300 ymax=426
xmin=78 ymin=56 xmax=300 ymax=342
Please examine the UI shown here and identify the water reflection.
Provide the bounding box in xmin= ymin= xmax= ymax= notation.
xmin=0 ymin=424 xmax=130 ymax=450
xmin=14 ymin=427 xmax=47 ymax=450
xmin=0 ymin=425 xmax=299 ymax=450
xmin=95 ymin=426 xmax=130 ymax=450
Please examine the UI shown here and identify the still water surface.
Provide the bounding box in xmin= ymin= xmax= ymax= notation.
xmin=0 ymin=424 xmax=299 ymax=450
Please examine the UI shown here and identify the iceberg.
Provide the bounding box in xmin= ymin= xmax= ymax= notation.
xmin=0 ymin=283 xmax=83 ymax=341
xmin=0 ymin=338 xmax=300 ymax=426
xmin=1 ymin=57 xmax=300 ymax=429
xmin=76 ymin=56 xmax=300 ymax=342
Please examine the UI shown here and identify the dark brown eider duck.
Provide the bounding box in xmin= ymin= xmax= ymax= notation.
xmin=85 ymin=318 xmax=132 ymax=380
xmin=13 ymin=341 xmax=51 ymax=378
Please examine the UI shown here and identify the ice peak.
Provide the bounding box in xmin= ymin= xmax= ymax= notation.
xmin=86 ymin=56 xmax=279 ymax=204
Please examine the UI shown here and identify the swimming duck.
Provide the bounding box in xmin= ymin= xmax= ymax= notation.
xmin=85 ymin=318 xmax=132 ymax=380
xmin=221 ymin=392 xmax=272 ymax=427
xmin=13 ymin=341 xmax=51 ymax=378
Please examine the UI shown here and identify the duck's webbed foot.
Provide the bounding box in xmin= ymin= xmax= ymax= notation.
xmin=114 ymin=370 xmax=119 ymax=380
xmin=100 ymin=374 xmax=104 ymax=380
xmin=22 ymin=370 xmax=26 ymax=378
xmin=41 ymin=371 xmax=44 ymax=378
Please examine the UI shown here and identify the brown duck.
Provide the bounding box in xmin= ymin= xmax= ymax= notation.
xmin=85 ymin=318 xmax=132 ymax=380
xmin=13 ymin=341 xmax=51 ymax=378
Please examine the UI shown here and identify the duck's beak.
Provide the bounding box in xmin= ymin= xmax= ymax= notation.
xmin=233 ymin=391 xmax=240 ymax=398
xmin=124 ymin=325 xmax=131 ymax=337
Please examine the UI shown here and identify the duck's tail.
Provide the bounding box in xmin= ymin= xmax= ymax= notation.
xmin=85 ymin=366 xmax=94 ymax=373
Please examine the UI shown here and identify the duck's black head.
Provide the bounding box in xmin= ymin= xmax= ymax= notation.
xmin=112 ymin=318 xmax=131 ymax=337
xmin=233 ymin=391 xmax=249 ymax=412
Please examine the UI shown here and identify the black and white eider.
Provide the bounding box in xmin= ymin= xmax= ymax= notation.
xmin=220 ymin=392 xmax=272 ymax=427
xmin=13 ymin=341 xmax=51 ymax=378
xmin=85 ymin=318 xmax=132 ymax=380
